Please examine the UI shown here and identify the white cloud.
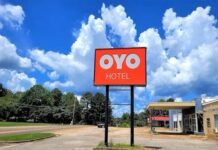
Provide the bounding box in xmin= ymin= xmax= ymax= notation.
xmin=112 ymin=105 xmax=130 ymax=117
xmin=0 ymin=4 xmax=25 ymax=29
xmin=31 ymin=14 xmax=111 ymax=92
xmin=138 ymin=28 xmax=167 ymax=72
xmin=30 ymin=49 xmax=87 ymax=72
xmin=30 ymin=4 xmax=140 ymax=92
xmin=0 ymin=4 xmax=34 ymax=93
xmin=0 ymin=35 xmax=32 ymax=69
xmin=71 ymin=15 xmax=110 ymax=57
xmin=75 ymin=95 xmax=81 ymax=101
xmin=47 ymin=71 xmax=60 ymax=80
xmin=149 ymin=6 xmax=218 ymax=96
xmin=101 ymin=4 xmax=137 ymax=46
xmin=0 ymin=69 xmax=36 ymax=92
xmin=33 ymin=62 xmax=46 ymax=73
xmin=175 ymin=97 xmax=183 ymax=102
xmin=44 ymin=80 xmax=74 ymax=91
xmin=163 ymin=7 xmax=218 ymax=57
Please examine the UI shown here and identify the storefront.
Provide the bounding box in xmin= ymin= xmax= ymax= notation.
xmin=147 ymin=101 xmax=202 ymax=133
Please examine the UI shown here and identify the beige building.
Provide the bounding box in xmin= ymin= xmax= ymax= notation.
xmin=202 ymin=97 xmax=218 ymax=137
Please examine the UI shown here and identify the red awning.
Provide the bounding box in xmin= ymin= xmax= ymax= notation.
xmin=151 ymin=116 xmax=169 ymax=121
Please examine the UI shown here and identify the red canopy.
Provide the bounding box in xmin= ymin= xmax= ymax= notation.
xmin=151 ymin=116 xmax=169 ymax=121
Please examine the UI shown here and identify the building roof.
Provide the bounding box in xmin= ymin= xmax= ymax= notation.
xmin=201 ymin=96 xmax=218 ymax=106
xmin=147 ymin=101 xmax=195 ymax=110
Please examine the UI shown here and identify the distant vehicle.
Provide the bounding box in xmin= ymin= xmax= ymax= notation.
xmin=97 ymin=122 xmax=105 ymax=128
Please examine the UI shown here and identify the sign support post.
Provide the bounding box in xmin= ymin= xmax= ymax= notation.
xmin=105 ymin=85 xmax=109 ymax=146
xmin=130 ymin=85 xmax=134 ymax=146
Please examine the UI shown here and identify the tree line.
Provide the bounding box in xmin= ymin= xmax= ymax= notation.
xmin=0 ymin=84 xmax=112 ymax=125
xmin=0 ymin=83 xmax=174 ymax=126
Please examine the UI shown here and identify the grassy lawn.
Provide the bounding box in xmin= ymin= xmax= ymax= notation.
xmin=0 ymin=132 xmax=55 ymax=142
xmin=96 ymin=141 xmax=143 ymax=149
xmin=0 ymin=121 xmax=49 ymax=127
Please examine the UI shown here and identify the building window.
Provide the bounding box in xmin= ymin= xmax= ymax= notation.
xmin=174 ymin=121 xmax=177 ymax=128
xmin=207 ymin=118 xmax=211 ymax=128
xmin=215 ymin=114 xmax=218 ymax=128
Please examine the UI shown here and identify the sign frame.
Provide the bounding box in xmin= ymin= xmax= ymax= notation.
xmin=94 ymin=47 xmax=147 ymax=86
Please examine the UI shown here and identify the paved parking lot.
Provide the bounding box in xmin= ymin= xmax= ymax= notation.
xmin=0 ymin=125 xmax=217 ymax=150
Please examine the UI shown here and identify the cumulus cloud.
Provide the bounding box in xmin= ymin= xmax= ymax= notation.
xmin=101 ymin=4 xmax=137 ymax=46
xmin=31 ymin=14 xmax=111 ymax=92
xmin=0 ymin=35 xmax=32 ymax=69
xmin=138 ymin=28 xmax=167 ymax=72
xmin=30 ymin=49 xmax=87 ymax=73
xmin=0 ymin=4 xmax=30 ymax=69
xmin=30 ymin=4 xmax=142 ymax=93
xmin=163 ymin=7 xmax=218 ymax=57
xmin=0 ymin=3 xmax=35 ymax=93
xmin=149 ymin=6 xmax=218 ymax=97
xmin=47 ymin=71 xmax=60 ymax=80
xmin=0 ymin=69 xmax=36 ymax=92
xmin=44 ymin=80 xmax=74 ymax=91
xmin=0 ymin=4 xmax=25 ymax=29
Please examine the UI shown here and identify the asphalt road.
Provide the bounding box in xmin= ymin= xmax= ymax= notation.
xmin=0 ymin=126 xmax=217 ymax=150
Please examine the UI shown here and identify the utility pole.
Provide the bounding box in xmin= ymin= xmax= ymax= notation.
xmin=70 ymin=99 xmax=76 ymax=125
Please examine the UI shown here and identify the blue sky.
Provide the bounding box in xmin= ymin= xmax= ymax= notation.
xmin=0 ymin=0 xmax=218 ymax=116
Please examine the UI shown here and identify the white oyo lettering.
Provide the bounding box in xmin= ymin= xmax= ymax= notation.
xmin=99 ymin=53 xmax=140 ymax=69
xmin=113 ymin=54 xmax=126 ymax=69
xmin=100 ymin=54 xmax=113 ymax=69
xmin=126 ymin=54 xmax=140 ymax=69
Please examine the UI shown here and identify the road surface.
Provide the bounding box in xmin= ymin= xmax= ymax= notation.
xmin=0 ymin=125 xmax=217 ymax=150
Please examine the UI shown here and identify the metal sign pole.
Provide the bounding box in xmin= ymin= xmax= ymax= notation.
xmin=130 ymin=85 xmax=134 ymax=146
xmin=150 ymin=109 xmax=152 ymax=132
xmin=105 ymin=85 xmax=109 ymax=146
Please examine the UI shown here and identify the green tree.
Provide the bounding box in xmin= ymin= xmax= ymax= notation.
xmin=121 ymin=112 xmax=130 ymax=121
xmin=80 ymin=92 xmax=112 ymax=125
xmin=90 ymin=93 xmax=106 ymax=124
xmin=167 ymin=98 xmax=175 ymax=102
xmin=0 ymin=83 xmax=7 ymax=97
xmin=80 ymin=92 xmax=92 ymax=110
xmin=80 ymin=92 xmax=93 ymax=124
xmin=157 ymin=99 xmax=165 ymax=102
xmin=20 ymin=85 xmax=54 ymax=106
xmin=61 ymin=92 xmax=81 ymax=123
xmin=51 ymin=88 xmax=62 ymax=106
xmin=0 ymin=90 xmax=19 ymax=121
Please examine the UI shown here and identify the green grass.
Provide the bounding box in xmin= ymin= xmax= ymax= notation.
xmin=0 ymin=132 xmax=55 ymax=142
xmin=97 ymin=141 xmax=142 ymax=149
xmin=0 ymin=121 xmax=49 ymax=127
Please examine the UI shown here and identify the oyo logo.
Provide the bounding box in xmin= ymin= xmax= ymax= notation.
xmin=100 ymin=54 xmax=140 ymax=69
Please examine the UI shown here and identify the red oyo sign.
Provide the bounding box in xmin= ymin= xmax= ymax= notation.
xmin=94 ymin=47 xmax=146 ymax=86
